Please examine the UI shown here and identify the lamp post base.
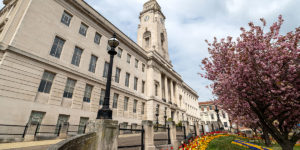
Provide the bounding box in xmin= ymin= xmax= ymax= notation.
xmin=97 ymin=108 xmax=112 ymax=119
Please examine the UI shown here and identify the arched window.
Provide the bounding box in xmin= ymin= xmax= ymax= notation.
xmin=160 ymin=33 xmax=165 ymax=47
xmin=143 ymin=31 xmax=151 ymax=48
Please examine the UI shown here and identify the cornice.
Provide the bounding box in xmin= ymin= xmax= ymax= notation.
xmin=147 ymin=52 xmax=183 ymax=82
xmin=0 ymin=0 xmax=18 ymax=16
xmin=182 ymin=82 xmax=198 ymax=97
xmin=140 ymin=0 xmax=165 ymax=19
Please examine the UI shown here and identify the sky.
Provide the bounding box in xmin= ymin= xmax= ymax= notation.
xmin=1 ymin=0 xmax=299 ymax=101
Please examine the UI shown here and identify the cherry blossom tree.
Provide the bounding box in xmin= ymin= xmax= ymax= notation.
xmin=201 ymin=15 xmax=300 ymax=150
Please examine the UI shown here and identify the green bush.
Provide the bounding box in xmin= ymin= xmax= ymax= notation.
xmin=176 ymin=121 xmax=182 ymax=127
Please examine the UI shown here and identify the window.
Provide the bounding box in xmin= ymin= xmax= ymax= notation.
xmin=124 ymin=97 xmax=129 ymax=111
xmin=56 ymin=114 xmax=70 ymax=126
xmin=155 ymin=84 xmax=158 ymax=96
xmin=142 ymin=64 xmax=145 ymax=72
xmin=141 ymin=102 xmax=145 ymax=114
xmin=156 ymin=104 xmax=160 ymax=114
xmin=63 ymin=78 xmax=76 ymax=98
xmin=83 ymin=84 xmax=93 ymax=102
xmin=133 ymin=100 xmax=137 ymax=113
xmin=71 ymin=47 xmax=83 ymax=66
xmin=117 ymin=48 xmax=123 ymax=58
xmin=223 ymin=113 xmax=226 ymax=118
xmin=94 ymin=32 xmax=101 ymax=44
xmin=38 ymin=71 xmax=55 ymax=93
xmin=209 ymin=106 xmax=212 ymax=110
xmin=135 ymin=59 xmax=139 ymax=68
xmin=143 ymin=31 xmax=151 ymax=48
xmin=103 ymin=62 xmax=109 ymax=78
xmin=142 ymin=81 xmax=145 ymax=93
xmin=211 ymin=114 xmax=214 ymax=119
xmin=134 ymin=77 xmax=138 ymax=91
xmin=127 ymin=54 xmax=131 ymax=63
xmin=78 ymin=117 xmax=89 ymax=134
xmin=99 ymin=89 xmax=105 ymax=105
xmin=112 ymin=93 xmax=119 ymax=108
xmin=56 ymin=114 xmax=69 ymax=133
xmin=79 ymin=23 xmax=88 ymax=36
xmin=164 ymin=107 xmax=167 ymax=115
xmin=50 ymin=36 xmax=65 ymax=58
xmin=115 ymin=68 xmax=121 ymax=83
xmin=61 ymin=11 xmax=72 ymax=26
xmin=28 ymin=111 xmax=45 ymax=124
xmin=125 ymin=73 xmax=130 ymax=87
xmin=145 ymin=37 xmax=150 ymax=47
xmin=224 ymin=122 xmax=228 ymax=127
xmin=88 ymin=55 xmax=98 ymax=73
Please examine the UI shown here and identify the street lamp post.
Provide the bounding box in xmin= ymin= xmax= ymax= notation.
xmin=215 ymin=105 xmax=223 ymax=131
xmin=211 ymin=123 xmax=215 ymax=132
xmin=156 ymin=106 xmax=159 ymax=131
xmin=164 ymin=109 xmax=167 ymax=127
xmin=193 ymin=121 xmax=197 ymax=136
xmin=97 ymin=33 xmax=119 ymax=119
xmin=156 ymin=113 xmax=159 ymax=131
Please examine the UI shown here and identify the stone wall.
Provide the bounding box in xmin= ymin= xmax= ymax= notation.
xmin=48 ymin=132 xmax=97 ymax=150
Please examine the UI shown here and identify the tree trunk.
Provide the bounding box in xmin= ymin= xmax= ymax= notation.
xmin=278 ymin=140 xmax=296 ymax=150
xmin=261 ymin=127 xmax=271 ymax=147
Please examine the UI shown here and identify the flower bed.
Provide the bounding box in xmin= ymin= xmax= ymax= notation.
xmin=232 ymin=140 xmax=273 ymax=150
xmin=179 ymin=134 xmax=229 ymax=150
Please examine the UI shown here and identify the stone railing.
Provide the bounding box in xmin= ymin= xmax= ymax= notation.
xmin=48 ymin=132 xmax=97 ymax=150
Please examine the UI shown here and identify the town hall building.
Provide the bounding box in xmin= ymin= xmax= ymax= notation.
xmin=0 ymin=0 xmax=200 ymax=128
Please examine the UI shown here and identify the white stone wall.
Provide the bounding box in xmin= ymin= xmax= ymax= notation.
xmin=199 ymin=104 xmax=230 ymax=130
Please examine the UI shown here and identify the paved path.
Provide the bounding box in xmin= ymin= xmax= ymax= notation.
xmin=0 ymin=139 xmax=63 ymax=150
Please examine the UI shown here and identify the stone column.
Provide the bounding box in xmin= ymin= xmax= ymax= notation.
xmin=183 ymin=121 xmax=190 ymax=136
xmin=195 ymin=123 xmax=200 ymax=137
xmin=201 ymin=123 xmax=206 ymax=135
xmin=170 ymin=80 xmax=174 ymax=103
xmin=167 ymin=121 xmax=178 ymax=148
xmin=165 ymin=77 xmax=169 ymax=102
xmin=148 ymin=67 xmax=154 ymax=97
xmin=173 ymin=82 xmax=177 ymax=105
xmin=142 ymin=120 xmax=155 ymax=150
xmin=87 ymin=119 xmax=119 ymax=150
xmin=24 ymin=122 xmax=39 ymax=142
xmin=59 ymin=122 xmax=69 ymax=139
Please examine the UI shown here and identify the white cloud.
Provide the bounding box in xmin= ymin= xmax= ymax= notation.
xmin=84 ymin=0 xmax=300 ymax=102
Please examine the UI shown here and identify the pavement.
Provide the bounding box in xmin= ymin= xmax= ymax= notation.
xmin=0 ymin=139 xmax=63 ymax=150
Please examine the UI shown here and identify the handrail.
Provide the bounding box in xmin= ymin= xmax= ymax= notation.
xmin=0 ymin=124 xmax=26 ymax=127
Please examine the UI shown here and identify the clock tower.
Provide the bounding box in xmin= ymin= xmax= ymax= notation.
xmin=137 ymin=0 xmax=169 ymax=61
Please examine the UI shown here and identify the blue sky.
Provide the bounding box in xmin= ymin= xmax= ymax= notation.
xmin=1 ymin=0 xmax=299 ymax=101
xmin=84 ymin=0 xmax=299 ymax=102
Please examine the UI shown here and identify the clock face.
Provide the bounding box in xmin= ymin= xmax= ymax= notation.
xmin=144 ymin=16 xmax=149 ymax=22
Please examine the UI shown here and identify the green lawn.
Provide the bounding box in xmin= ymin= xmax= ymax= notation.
xmin=206 ymin=136 xmax=248 ymax=150
xmin=206 ymin=135 xmax=300 ymax=150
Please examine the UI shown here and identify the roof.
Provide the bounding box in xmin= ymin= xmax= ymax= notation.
xmin=198 ymin=101 xmax=214 ymax=105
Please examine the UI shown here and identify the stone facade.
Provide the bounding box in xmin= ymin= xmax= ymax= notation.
xmin=0 ymin=0 xmax=200 ymax=127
